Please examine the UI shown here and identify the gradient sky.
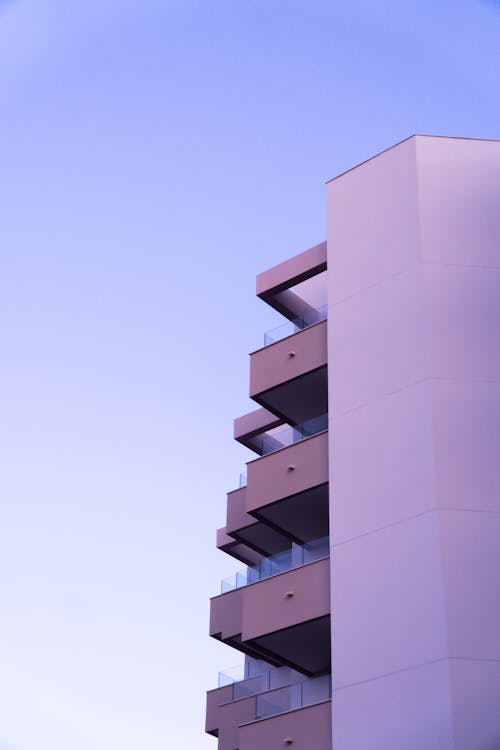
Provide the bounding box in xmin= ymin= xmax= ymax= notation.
xmin=0 ymin=1 xmax=498 ymax=748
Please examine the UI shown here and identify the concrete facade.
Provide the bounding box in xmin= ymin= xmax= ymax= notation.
xmin=327 ymin=135 xmax=499 ymax=749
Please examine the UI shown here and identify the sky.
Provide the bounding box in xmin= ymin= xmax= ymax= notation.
xmin=0 ymin=1 xmax=498 ymax=748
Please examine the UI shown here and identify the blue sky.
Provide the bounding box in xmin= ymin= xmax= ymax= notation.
xmin=0 ymin=1 xmax=498 ymax=748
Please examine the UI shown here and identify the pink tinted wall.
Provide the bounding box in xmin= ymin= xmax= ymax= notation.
xmin=238 ymin=700 xmax=331 ymax=750
xmin=327 ymin=136 xmax=499 ymax=749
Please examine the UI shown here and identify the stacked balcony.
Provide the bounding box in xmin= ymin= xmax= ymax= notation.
xmin=207 ymin=242 xmax=331 ymax=750
xmin=207 ymin=663 xmax=331 ymax=750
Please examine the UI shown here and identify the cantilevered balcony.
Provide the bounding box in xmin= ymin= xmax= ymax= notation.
xmin=235 ymin=405 xmax=327 ymax=458
xmin=246 ymin=431 xmax=329 ymax=543
xmin=216 ymin=526 xmax=264 ymax=567
xmin=206 ymin=667 xmax=331 ymax=750
xmin=220 ymin=536 xmax=329 ymax=593
xmin=220 ymin=486 xmax=291 ymax=560
xmin=249 ymin=319 xmax=328 ymax=424
xmin=220 ymin=412 xmax=328 ymax=559
xmin=210 ymin=557 xmax=330 ymax=676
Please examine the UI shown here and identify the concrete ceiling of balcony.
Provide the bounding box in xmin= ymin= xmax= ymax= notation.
xmin=251 ymin=483 xmax=329 ymax=545
xmin=247 ymin=616 xmax=331 ymax=677
xmin=253 ymin=366 xmax=328 ymax=425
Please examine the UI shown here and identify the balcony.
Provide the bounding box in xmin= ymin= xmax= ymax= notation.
xmin=207 ymin=664 xmax=331 ymax=750
xmin=216 ymin=526 xmax=263 ymax=567
xmin=221 ymin=420 xmax=328 ymax=556
xmin=210 ymin=557 xmax=330 ymax=675
xmin=250 ymin=319 xmax=328 ymax=425
xmin=246 ymin=431 xmax=329 ymax=543
xmin=220 ymin=536 xmax=329 ymax=593
xmin=222 ymin=486 xmax=291 ymax=559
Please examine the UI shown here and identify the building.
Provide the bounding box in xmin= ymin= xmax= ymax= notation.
xmin=205 ymin=135 xmax=499 ymax=750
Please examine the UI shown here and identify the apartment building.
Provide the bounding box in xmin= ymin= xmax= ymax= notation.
xmin=206 ymin=135 xmax=499 ymax=750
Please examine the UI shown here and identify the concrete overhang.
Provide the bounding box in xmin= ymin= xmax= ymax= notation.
xmin=256 ymin=241 xmax=327 ymax=321
xmin=249 ymin=320 xmax=328 ymax=425
xmin=210 ymin=558 xmax=331 ymax=676
xmin=234 ymin=407 xmax=285 ymax=454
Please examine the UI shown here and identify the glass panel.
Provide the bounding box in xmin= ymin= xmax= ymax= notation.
xmin=247 ymin=659 xmax=268 ymax=677
xmin=235 ymin=569 xmax=248 ymax=588
xmin=263 ymin=304 xmax=327 ymax=346
xmin=233 ymin=674 xmax=267 ymax=700
xmin=269 ymin=666 xmax=294 ymax=689
xmin=259 ymin=412 xmax=328 ymax=457
xmin=217 ymin=668 xmax=331 ymax=716
xmin=256 ymin=685 xmax=293 ymax=719
xmin=246 ymin=566 xmax=260 ymax=585
xmin=220 ymin=535 xmax=330 ymax=593
xmin=255 ymin=676 xmax=330 ymax=719
xmin=301 ymin=412 xmax=328 ymax=437
xmin=303 ymin=536 xmax=330 ymax=564
xmin=220 ymin=576 xmax=236 ymax=594
xmin=218 ymin=664 xmax=245 ymax=687
xmin=219 ymin=664 xmax=292 ymax=690
xmin=267 ymin=548 xmax=293 ymax=576
xmin=261 ymin=432 xmax=290 ymax=454
xmin=302 ymin=674 xmax=331 ymax=707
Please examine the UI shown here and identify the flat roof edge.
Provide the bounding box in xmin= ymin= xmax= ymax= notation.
xmin=325 ymin=134 xmax=500 ymax=185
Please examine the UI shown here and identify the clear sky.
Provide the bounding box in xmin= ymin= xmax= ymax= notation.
xmin=0 ymin=1 xmax=497 ymax=748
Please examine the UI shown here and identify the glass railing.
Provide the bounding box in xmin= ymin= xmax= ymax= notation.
xmin=236 ymin=413 xmax=327 ymax=488
xmin=217 ymin=664 xmax=330 ymax=716
xmin=218 ymin=664 xmax=246 ymax=687
xmin=218 ymin=664 xmax=298 ymax=699
xmin=264 ymin=305 xmax=327 ymax=347
xmin=220 ymin=535 xmax=329 ymax=594
xmin=219 ymin=661 xmax=278 ymax=688
xmin=260 ymin=412 xmax=328 ymax=456
xmin=256 ymin=674 xmax=331 ymax=720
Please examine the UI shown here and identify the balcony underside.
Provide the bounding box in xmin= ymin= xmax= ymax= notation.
xmin=234 ymin=407 xmax=284 ymax=454
xmin=252 ymin=366 xmax=328 ymax=425
xmin=219 ymin=538 xmax=264 ymax=566
xmin=230 ymin=520 xmax=292 ymax=557
xmin=225 ymin=485 xmax=293 ymax=558
xmin=223 ymin=615 xmax=331 ymax=677
xmin=251 ymin=482 xmax=329 ymax=544
xmin=245 ymin=616 xmax=331 ymax=676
